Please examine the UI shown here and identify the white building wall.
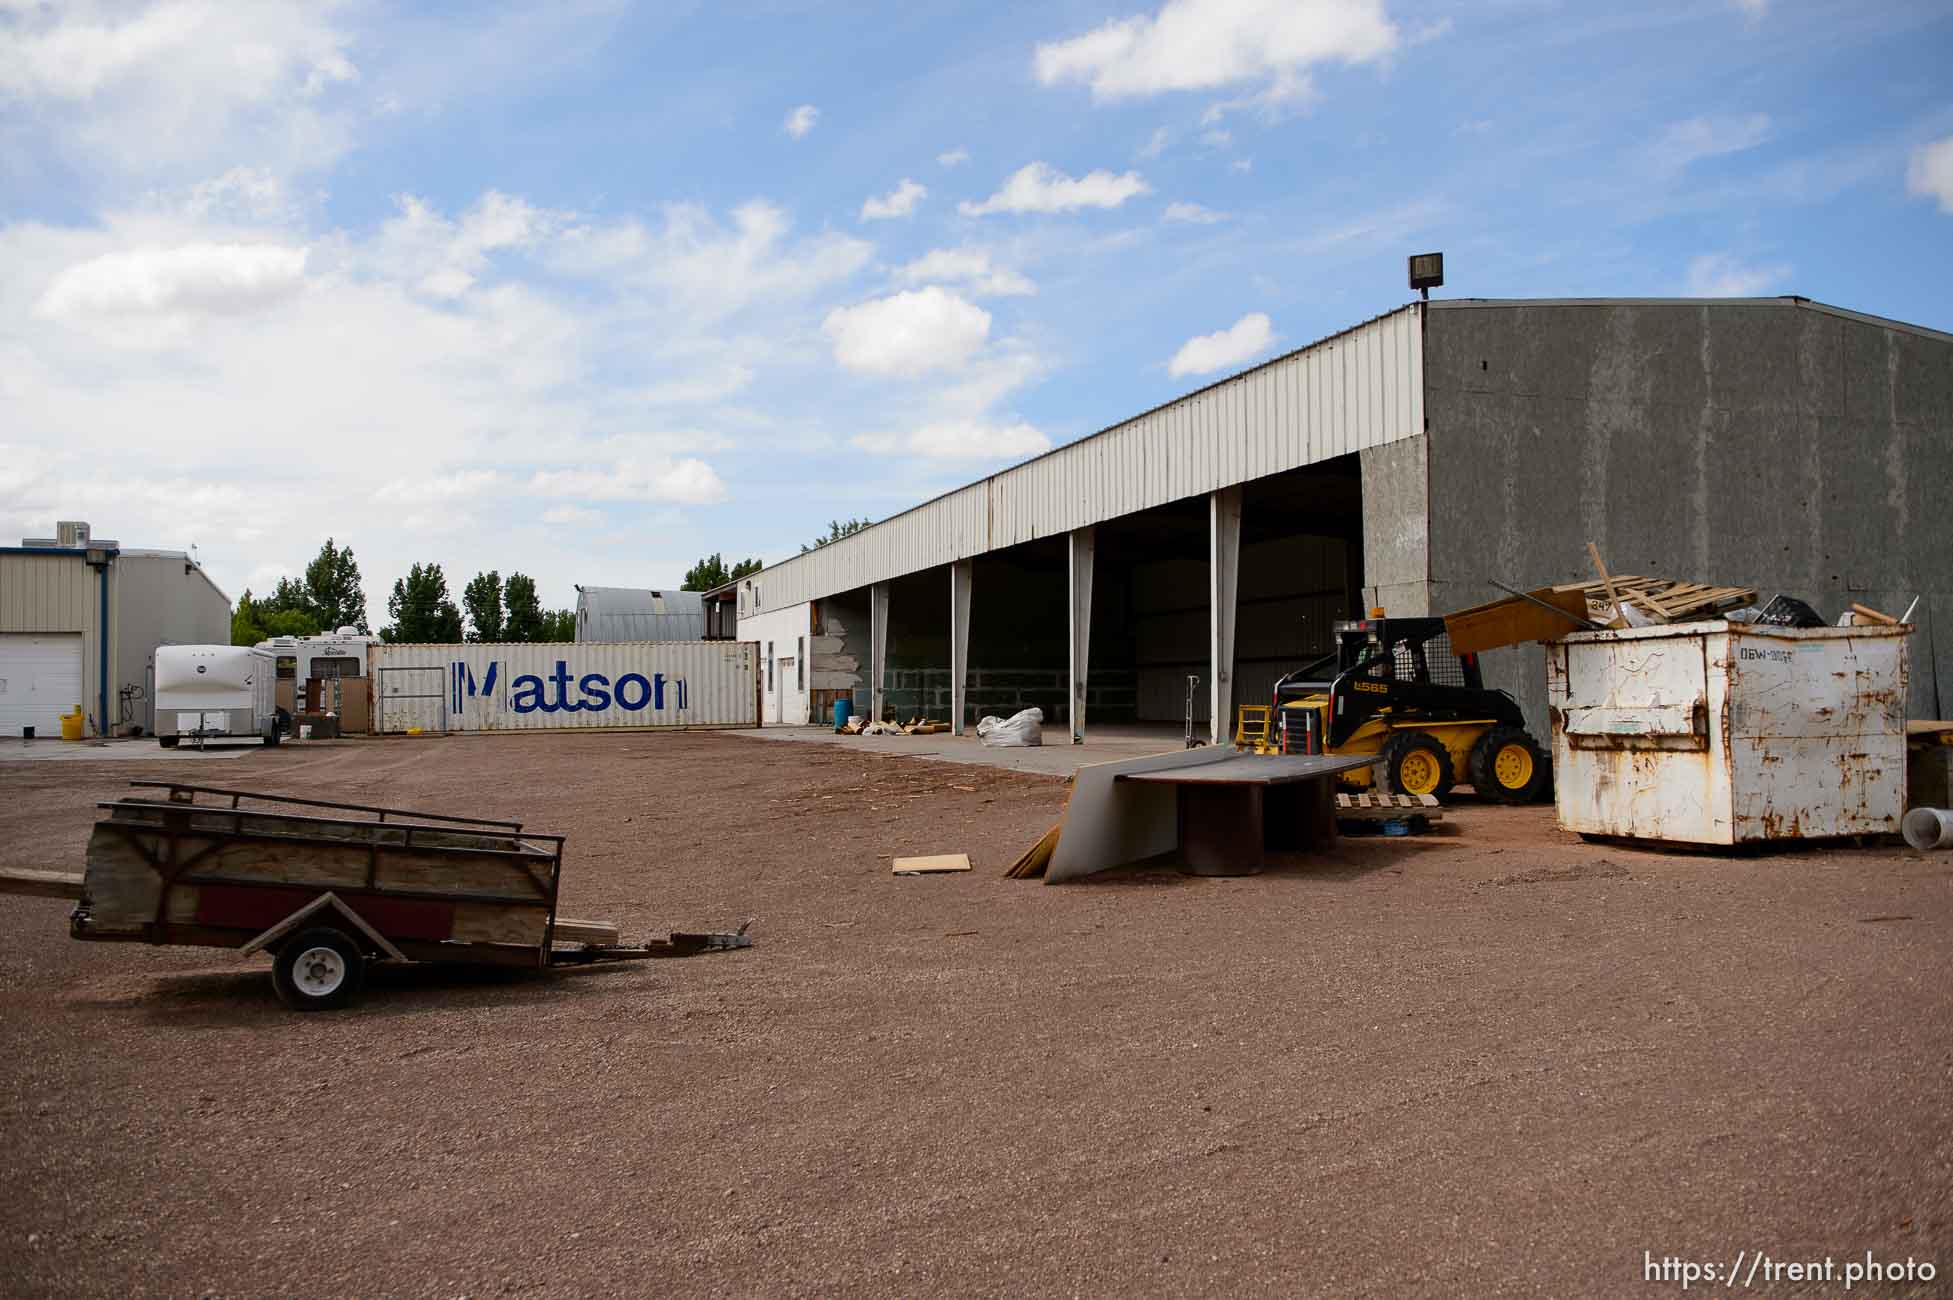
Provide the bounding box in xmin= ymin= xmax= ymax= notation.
xmin=740 ymin=602 xmax=814 ymax=726
xmin=736 ymin=303 xmax=1424 ymax=618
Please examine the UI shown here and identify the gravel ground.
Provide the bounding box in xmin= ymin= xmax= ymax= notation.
xmin=2 ymin=731 xmax=1949 ymax=1298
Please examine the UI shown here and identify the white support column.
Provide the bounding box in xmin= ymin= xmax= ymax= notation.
xmin=1068 ymin=526 xmax=1095 ymax=744
xmin=870 ymin=582 xmax=889 ymax=723
xmin=950 ymin=560 xmax=973 ymax=735
xmin=1210 ymin=485 xmax=1243 ymax=747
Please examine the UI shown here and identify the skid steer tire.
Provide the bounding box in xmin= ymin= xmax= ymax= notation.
xmin=1380 ymin=731 xmax=1455 ymax=801
xmin=1470 ymin=725 xmax=1548 ymax=804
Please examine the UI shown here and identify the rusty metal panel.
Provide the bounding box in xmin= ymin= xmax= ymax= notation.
xmin=371 ymin=641 xmax=758 ymax=733
xmin=1548 ymin=621 xmax=1908 ymax=844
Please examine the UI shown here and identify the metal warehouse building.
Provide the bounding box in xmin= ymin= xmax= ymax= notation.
xmin=719 ymin=297 xmax=1953 ymax=741
xmin=0 ymin=522 xmax=232 ymax=738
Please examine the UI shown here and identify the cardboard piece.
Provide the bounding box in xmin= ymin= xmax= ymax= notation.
xmin=892 ymin=854 xmax=972 ymax=875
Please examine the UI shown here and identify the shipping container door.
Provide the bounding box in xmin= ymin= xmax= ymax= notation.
xmin=377 ymin=666 xmax=447 ymax=734
xmin=0 ymin=633 xmax=84 ymax=737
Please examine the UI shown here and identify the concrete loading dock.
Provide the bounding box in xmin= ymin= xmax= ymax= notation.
xmin=715 ymin=297 xmax=1953 ymax=757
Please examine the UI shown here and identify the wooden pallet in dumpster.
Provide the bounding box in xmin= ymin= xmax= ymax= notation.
xmin=5 ymin=781 xmax=749 ymax=1011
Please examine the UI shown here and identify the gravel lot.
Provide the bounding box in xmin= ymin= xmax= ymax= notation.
xmin=2 ymin=731 xmax=1949 ymax=1297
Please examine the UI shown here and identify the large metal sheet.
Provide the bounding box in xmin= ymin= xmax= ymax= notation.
xmin=371 ymin=641 xmax=758 ymax=733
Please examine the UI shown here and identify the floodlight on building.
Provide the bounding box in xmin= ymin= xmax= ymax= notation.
xmin=1409 ymin=251 xmax=1444 ymax=300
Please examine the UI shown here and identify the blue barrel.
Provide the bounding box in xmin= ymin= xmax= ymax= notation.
xmin=832 ymin=698 xmax=852 ymax=730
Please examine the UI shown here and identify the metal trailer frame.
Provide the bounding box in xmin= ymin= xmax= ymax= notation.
xmin=21 ymin=781 xmax=753 ymax=1008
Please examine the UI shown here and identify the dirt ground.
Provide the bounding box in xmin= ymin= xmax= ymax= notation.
xmin=2 ymin=731 xmax=1949 ymax=1298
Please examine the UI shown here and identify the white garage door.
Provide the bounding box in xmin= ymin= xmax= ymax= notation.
xmin=0 ymin=633 xmax=84 ymax=737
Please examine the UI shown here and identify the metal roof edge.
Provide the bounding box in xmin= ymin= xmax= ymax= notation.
xmin=715 ymin=300 xmax=1426 ymax=597
xmin=1427 ymin=296 xmax=1953 ymax=344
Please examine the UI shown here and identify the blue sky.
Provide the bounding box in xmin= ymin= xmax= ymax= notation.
xmin=4 ymin=0 xmax=1950 ymax=627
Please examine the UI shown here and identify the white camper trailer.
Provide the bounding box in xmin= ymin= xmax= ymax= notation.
xmin=154 ymin=645 xmax=279 ymax=747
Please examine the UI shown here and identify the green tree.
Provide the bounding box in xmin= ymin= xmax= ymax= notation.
xmin=800 ymin=517 xmax=869 ymax=554
xmin=264 ymin=576 xmax=310 ymax=617
xmin=682 ymin=552 xmax=763 ymax=591
xmin=462 ymin=570 xmax=504 ymax=642
xmin=381 ymin=563 xmax=465 ymax=643
xmin=232 ymin=588 xmax=320 ymax=645
xmin=302 ymin=538 xmax=368 ymax=632
xmin=539 ymin=608 xmax=578 ymax=642
xmin=502 ymin=572 xmax=546 ymax=641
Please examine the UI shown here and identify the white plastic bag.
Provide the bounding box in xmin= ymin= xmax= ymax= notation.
xmin=976 ymin=706 xmax=1044 ymax=747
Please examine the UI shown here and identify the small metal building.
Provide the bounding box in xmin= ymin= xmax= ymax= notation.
xmin=0 ymin=521 xmax=231 ymax=738
xmin=574 ymin=586 xmax=708 ymax=643
xmin=710 ymin=296 xmax=1953 ymax=743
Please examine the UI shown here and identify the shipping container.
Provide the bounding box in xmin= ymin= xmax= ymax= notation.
xmin=371 ymin=641 xmax=759 ymax=734
xmin=1547 ymin=621 xmax=1909 ymax=845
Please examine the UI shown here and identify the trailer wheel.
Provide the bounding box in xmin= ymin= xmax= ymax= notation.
xmin=1380 ymin=731 xmax=1455 ymax=800
xmin=157 ymin=736 xmax=179 ymax=749
xmin=272 ymin=927 xmax=366 ymax=1011
xmin=1469 ymin=726 xmax=1547 ymax=804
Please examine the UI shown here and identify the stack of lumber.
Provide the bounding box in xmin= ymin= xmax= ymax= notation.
xmin=1334 ymin=792 xmax=1443 ymax=822
xmin=1447 ymin=574 xmax=1757 ymax=655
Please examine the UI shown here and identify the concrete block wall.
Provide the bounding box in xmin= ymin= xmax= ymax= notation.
xmin=1423 ymin=300 xmax=1953 ymax=733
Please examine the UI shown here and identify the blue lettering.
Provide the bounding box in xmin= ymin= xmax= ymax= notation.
xmin=511 ymin=674 xmax=547 ymax=713
xmin=579 ymin=673 xmax=611 ymax=712
xmin=615 ymin=673 xmax=651 ymax=710
xmin=549 ymin=660 xmax=577 ymax=711
xmin=480 ymin=661 xmax=498 ymax=697
xmin=653 ymin=672 xmax=666 ymax=709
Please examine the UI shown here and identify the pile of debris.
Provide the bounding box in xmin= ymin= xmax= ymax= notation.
xmin=836 ymin=714 xmax=949 ymax=736
xmin=1445 ymin=544 xmax=1911 ymax=655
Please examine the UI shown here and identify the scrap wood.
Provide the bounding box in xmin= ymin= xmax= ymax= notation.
xmin=1006 ymin=822 xmax=1062 ymax=879
xmin=1334 ymin=792 xmax=1444 ymax=823
xmin=1851 ymin=602 xmax=1898 ymax=625
xmin=893 ymin=853 xmax=972 ymax=876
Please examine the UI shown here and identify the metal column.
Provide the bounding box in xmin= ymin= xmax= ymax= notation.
xmin=1068 ymin=526 xmax=1094 ymax=744
xmin=870 ymin=582 xmax=889 ymax=724
xmin=1209 ymin=486 xmax=1242 ymax=747
xmin=950 ymin=561 xmax=972 ymax=735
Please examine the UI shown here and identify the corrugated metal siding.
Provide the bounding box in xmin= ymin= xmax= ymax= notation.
xmin=741 ymin=303 xmax=1423 ymax=616
xmin=370 ymin=641 xmax=757 ymax=733
xmin=576 ymin=587 xmax=708 ymax=642
xmin=0 ymin=552 xmax=109 ymax=735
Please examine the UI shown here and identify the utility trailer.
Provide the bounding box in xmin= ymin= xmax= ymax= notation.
xmin=0 ymin=781 xmax=750 ymax=1010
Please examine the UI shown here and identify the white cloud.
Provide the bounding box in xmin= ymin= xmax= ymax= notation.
xmin=1139 ymin=126 xmax=1171 ymax=159
xmin=0 ymin=0 xmax=361 ymax=181
xmin=937 ymin=147 xmax=970 ymax=167
xmin=852 ymin=420 xmax=1050 ymax=461
xmin=1168 ymin=311 xmax=1275 ymax=377
xmin=861 ymin=178 xmax=928 ymax=221
xmin=1163 ymin=201 xmax=1227 ymax=224
xmin=894 ymin=248 xmax=1035 ymax=297
xmin=1907 ymin=136 xmax=1953 ymax=214
xmin=1230 ymin=158 xmax=1253 ymax=172
xmin=1651 ymin=114 xmax=1772 ymax=173
xmin=783 ymin=104 xmax=818 ymax=138
xmin=822 ymin=287 xmax=992 ymax=376
xmin=37 ymin=242 xmax=310 ymax=323
xmin=1202 ymin=127 xmax=1232 ymax=148
xmin=1683 ymin=253 xmax=1790 ymax=297
xmin=529 ymin=457 xmax=727 ymax=505
xmin=1408 ymin=17 xmax=1452 ymax=44
xmin=1034 ymin=0 xmax=1396 ymax=106
xmin=1733 ymin=0 xmax=1767 ymax=17
xmin=541 ymin=505 xmax=603 ymax=527
xmin=960 ymin=161 xmax=1151 ymax=216
xmin=550 ymin=199 xmax=872 ymax=324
